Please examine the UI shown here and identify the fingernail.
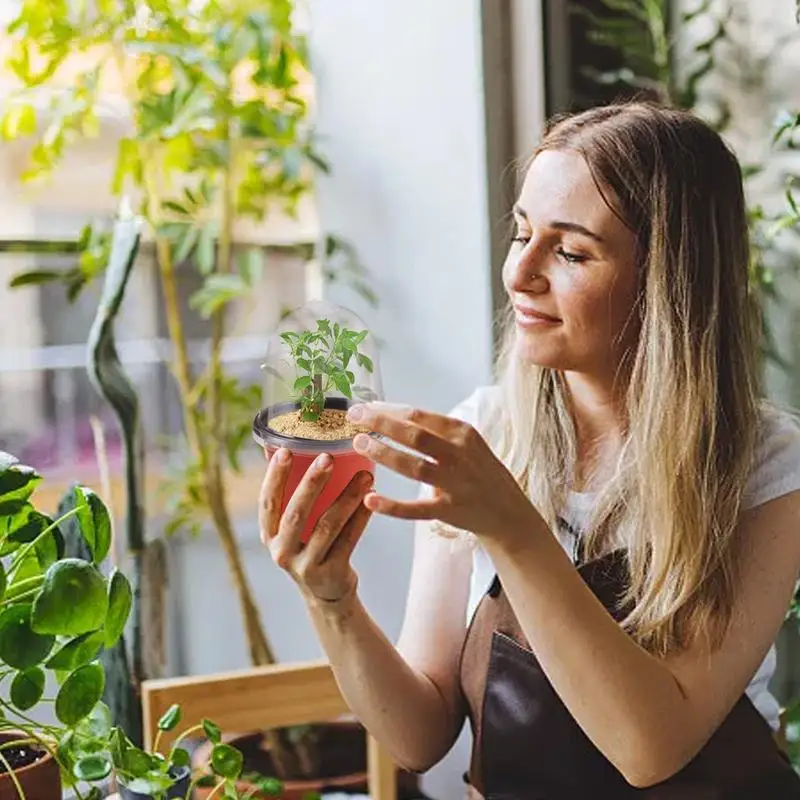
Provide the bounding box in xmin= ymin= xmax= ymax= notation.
xmin=276 ymin=448 xmax=290 ymax=464
xmin=347 ymin=404 xmax=364 ymax=421
xmin=315 ymin=453 xmax=332 ymax=470
xmin=353 ymin=434 xmax=370 ymax=451
xmin=362 ymin=472 xmax=374 ymax=487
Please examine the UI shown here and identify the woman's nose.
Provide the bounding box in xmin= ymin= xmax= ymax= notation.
xmin=506 ymin=241 xmax=550 ymax=294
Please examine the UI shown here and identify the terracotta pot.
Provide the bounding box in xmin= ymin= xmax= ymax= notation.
xmin=253 ymin=398 xmax=375 ymax=543
xmin=0 ymin=732 xmax=61 ymax=800
xmin=192 ymin=720 xmax=420 ymax=800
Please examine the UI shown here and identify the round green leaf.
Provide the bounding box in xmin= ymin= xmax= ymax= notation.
xmin=0 ymin=459 xmax=41 ymax=515
xmin=10 ymin=667 xmax=44 ymax=710
xmin=72 ymin=487 xmax=111 ymax=565
xmin=55 ymin=662 xmax=105 ymax=726
xmin=105 ymin=569 xmax=132 ymax=648
xmin=73 ymin=703 xmax=113 ymax=755
xmin=73 ymin=754 xmax=112 ymax=782
xmin=210 ymin=742 xmax=243 ymax=780
xmin=31 ymin=559 xmax=108 ymax=636
xmin=0 ymin=604 xmax=54 ymax=669
xmin=158 ymin=703 xmax=181 ymax=732
xmin=171 ymin=747 xmax=190 ymax=768
xmin=46 ymin=630 xmax=105 ymax=671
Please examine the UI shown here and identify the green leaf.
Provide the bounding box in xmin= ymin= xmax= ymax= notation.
xmin=105 ymin=569 xmax=132 ymax=648
xmin=0 ymin=562 xmax=5 ymax=603
xmin=55 ymin=662 xmax=105 ymax=726
xmin=174 ymin=226 xmax=200 ymax=264
xmin=203 ymin=719 xmax=221 ymax=744
xmin=171 ymin=747 xmax=191 ymax=767
xmin=72 ymin=487 xmax=111 ymax=564
xmin=355 ymin=354 xmax=374 ymax=373
xmin=294 ymin=376 xmax=312 ymax=391
xmin=238 ymin=247 xmax=263 ymax=286
xmin=45 ymin=630 xmax=105 ymax=671
xmin=10 ymin=667 xmax=45 ymax=710
xmin=211 ymin=743 xmax=243 ymax=779
xmin=196 ymin=225 xmax=216 ymax=275
xmin=158 ymin=703 xmax=182 ymax=732
xmin=31 ymin=559 xmax=108 ymax=636
xmin=73 ymin=754 xmax=112 ymax=782
xmin=0 ymin=456 xmax=41 ymax=515
xmin=4 ymin=104 xmax=37 ymax=140
xmin=189 ymin=274 xmax=247 ymax=318
xmin=0 ymin=604 xmax=54 ymax=669
xmin=332 ymin=373 xmax=352 ymax=398
xmin=8 ymin=269 xmax=65 ymax=289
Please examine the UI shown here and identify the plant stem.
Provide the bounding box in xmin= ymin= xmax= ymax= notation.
xmin=206 ymin=133 xmax=236 ymax=474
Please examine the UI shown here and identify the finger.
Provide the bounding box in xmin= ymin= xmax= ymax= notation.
xmin=362 ymin=492 xmax=440 ymax=520
xmin=352 ymin=433 xmax=446 ymax=487
xmin=272 ymin=452 xmax=334 ymax=555
xmin=347 ymin=403 xmax=461 ymax=457
xmin=326 ymin=494 xmax=374 ymax=563
xmin=300 ymin=470 xmax=375 ymax=565
xmin=258 ymin=448 xmax=293 ymax=543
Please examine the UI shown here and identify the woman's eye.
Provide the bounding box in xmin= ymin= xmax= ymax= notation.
xmin=556 ymin=247 xmax=588 ymax=264
xmin=511 ymin=235 xmax=531 ymax=246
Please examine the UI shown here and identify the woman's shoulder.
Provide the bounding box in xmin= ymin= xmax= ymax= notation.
xmin=445 ymin=384 xmax=501 ymax=431
xmin=743 ymin=402 xmax=800 ymax=510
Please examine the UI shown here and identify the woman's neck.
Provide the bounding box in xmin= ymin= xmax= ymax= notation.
xmin=563 ymin=371 xmax=627 ymax=490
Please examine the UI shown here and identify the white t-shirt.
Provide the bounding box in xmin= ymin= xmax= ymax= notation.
xmin=443 ymin=385 xmax=800 ymax=731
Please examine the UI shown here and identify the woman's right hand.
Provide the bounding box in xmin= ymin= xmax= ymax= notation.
xmin=259 ymin=448 xmax=374 ymax=605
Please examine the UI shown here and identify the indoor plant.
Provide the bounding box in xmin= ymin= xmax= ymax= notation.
xmin=1 ymin=0 xmax=377 ymax=784
xmin=0 ymin=451 xmax=132 ymax=800
xmin=104 ymin=703 xmax=287 ymax=800
xmin=253 ymin=302 xmax=381 ymax=543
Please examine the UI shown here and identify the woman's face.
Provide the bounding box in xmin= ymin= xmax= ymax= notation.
xmin=504 ymin=150 xmax=640 ymax=378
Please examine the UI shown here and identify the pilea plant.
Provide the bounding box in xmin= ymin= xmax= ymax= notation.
xmin=103 ymin=702 xmax=293 ymax=800
xmin=278 ymin=320 xmax=374 ymax=422
xmin=0 ymin=451 xmax=132 ymax=800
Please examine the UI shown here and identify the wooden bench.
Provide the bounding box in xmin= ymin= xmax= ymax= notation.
xmin=140 ymin=659 xmax=398 ymax=800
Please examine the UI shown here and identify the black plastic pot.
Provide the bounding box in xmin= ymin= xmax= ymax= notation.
xmin=116 ymin=765 xmax=191 ymax=799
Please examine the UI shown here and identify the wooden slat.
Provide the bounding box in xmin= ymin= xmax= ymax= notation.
xmin=368 ymin=734 xmax=398 ymax=800
xmin=141 ymin=659 xmax=348 ymax=751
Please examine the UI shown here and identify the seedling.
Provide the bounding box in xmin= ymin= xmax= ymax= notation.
xmin=275 ymin=319 xmax=374 ymax=422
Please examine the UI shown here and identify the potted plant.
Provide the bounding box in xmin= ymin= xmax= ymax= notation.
xmin=0 ymin=451 xmax=132 ymax=800
xmin=253 ymin=302 xmax=382 ymax=543
xmin=100 ymin=703 xmax=287 ymax=800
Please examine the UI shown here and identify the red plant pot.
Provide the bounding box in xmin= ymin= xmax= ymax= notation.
xmin=264 ymin=444 xmax=374 ymax=543
xmin=253 ymin=398 xmax=376 ymax=543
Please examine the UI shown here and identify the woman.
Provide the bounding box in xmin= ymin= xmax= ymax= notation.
xmin=259 ymin=103 xmax=800 ymax=797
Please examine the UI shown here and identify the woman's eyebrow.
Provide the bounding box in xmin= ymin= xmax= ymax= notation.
xmin=513 ymin=204 xmax=604 ymax=243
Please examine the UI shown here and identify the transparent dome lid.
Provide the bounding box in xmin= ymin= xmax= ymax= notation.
xmin=253 ymin=300 xmax=384 ymax=450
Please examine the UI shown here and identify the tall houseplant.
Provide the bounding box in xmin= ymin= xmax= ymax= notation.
xmin=1 ymin=0 xmax=374 ymax=781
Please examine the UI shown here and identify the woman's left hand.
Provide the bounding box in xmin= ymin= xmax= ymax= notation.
xmin=346 ymin=401 xmax=535 ymax=540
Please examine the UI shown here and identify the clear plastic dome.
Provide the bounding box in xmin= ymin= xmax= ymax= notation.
xmin=252 ymin=300 xmax=383 ymax=451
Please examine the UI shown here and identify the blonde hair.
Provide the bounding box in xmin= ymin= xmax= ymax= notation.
xmin=486 ymin=102 xmax=762 ymax=656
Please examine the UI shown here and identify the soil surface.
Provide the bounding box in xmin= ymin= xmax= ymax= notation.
xmin=0 ymin=743 xmax=46 ymax=773
xmin=269 ymin=408 xmax=369 ymax=441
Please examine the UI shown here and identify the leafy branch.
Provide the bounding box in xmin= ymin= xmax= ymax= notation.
xmin=277 ymin=320 xmax=374 ymax=421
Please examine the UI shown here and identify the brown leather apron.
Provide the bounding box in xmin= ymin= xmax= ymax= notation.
xmin=459 ymin=549 xmax=800 ymax=799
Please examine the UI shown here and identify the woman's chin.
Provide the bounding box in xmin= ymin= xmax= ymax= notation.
xmin=514 ymin=335 xmax=564 ymax=368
